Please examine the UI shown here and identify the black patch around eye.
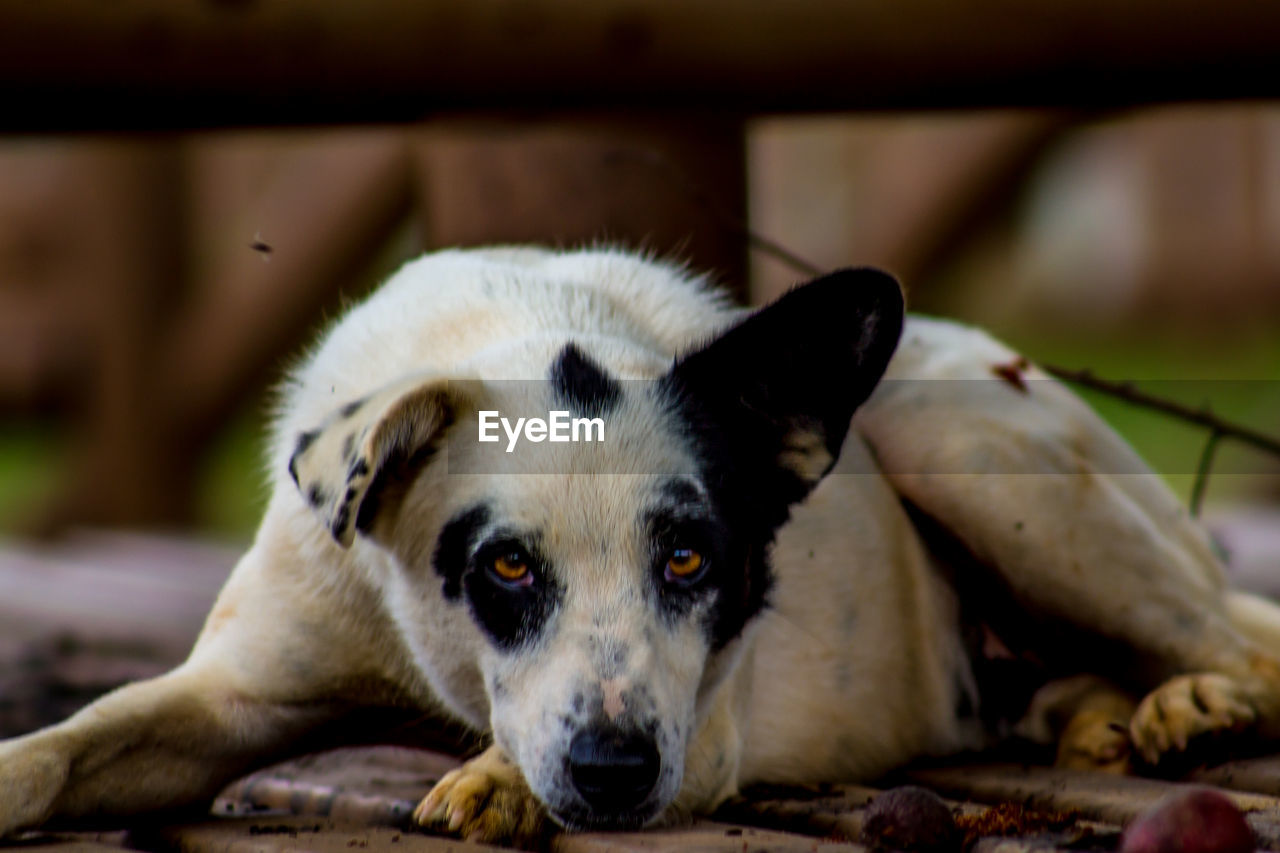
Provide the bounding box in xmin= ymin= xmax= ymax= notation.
xmin=432 ymin=504 xmax=491 ymax=600
xmin=463 ymin=537 xmax=562 ymax=652
xmin=550 ymin=342 xmax=621 ymax=417
xmin=647 ymin=499 xmax=734 ymax=641
xmin=654 ymin=391 xmax=780 ymax=650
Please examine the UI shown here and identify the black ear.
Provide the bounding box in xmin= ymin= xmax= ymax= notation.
xmin=666 ymin=267 xmax=903 ymax=525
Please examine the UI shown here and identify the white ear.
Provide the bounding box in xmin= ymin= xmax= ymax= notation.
xmin=287 ymin=375 xmax=463 ymax=547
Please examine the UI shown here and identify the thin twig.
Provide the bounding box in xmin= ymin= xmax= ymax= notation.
xmin=1041 ymin=366 xmax=1280 ymax=459
xmin=1190 ymin=429 xmax=1224 ymax=518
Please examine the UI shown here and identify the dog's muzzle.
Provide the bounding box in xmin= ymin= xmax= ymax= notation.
xmin=567 ymin=726 xmax=661 ymax=815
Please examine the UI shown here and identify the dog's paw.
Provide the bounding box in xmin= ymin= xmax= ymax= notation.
xmin=1055 ymin=709 xmax=1132 ymax=774
xmin=0 ymin=738 xmax=69 ymax=837
xmin=1130 ymin=673 xmax=1257 ymax=765
xmin=412 ymin=746 xmax=545 ymax=847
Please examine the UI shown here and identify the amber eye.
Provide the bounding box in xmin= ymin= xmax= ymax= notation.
xmin=665 ymin=548 xmax=704 ymax=581
xmin=491 ymin=552 xmax=531 ymax=585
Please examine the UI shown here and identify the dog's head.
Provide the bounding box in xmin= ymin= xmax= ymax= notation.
xmin=288 ymin=268 xmax=903 ymax=829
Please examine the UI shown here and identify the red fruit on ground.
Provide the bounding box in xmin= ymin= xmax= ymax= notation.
xmin=1120 ymin=788 xmax=1254 ymax=853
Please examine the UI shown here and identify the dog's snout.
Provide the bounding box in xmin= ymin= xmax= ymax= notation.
xmin=568 ymin=727 xmax=660 ymax=812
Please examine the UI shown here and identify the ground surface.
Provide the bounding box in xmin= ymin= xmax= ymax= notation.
xmin=6 ymin=529 xmax=1280 ymax=852
xmin=13 ymin=744 xmax=1280 ymax=853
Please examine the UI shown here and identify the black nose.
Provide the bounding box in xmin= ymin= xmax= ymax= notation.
xmin=568 ymin=728 xmax=661 ymax=812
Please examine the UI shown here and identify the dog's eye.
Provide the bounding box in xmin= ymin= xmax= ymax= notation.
xmin=490 ymin=552 xmax=532 ymax=586
xmin=664 ymin=548 xmax=705 ymax=582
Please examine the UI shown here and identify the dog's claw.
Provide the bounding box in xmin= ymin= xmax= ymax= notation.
xmin=1130 ymin=673 xmax=1257 ymax=765
xmin=1056 ymin=709 xmax=1133 ymax=774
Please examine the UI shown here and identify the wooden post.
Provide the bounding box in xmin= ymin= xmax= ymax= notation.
xmin=413 ymin=117 xmax=748 ymax=294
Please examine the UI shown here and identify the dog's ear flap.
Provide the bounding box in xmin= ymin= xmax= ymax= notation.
xmin=287 ymin=376 xmax=462 ymax=547
xmin=668 ymin=267 xmax=903 ymax=498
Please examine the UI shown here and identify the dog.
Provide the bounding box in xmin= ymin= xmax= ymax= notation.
xmin=3 ymin=246 xmax=1280 ymax=845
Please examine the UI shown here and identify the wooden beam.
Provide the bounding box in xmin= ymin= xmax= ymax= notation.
xmin=2 ymin=1 xmax=1280 ymax=131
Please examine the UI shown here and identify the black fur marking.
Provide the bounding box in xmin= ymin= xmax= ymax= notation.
xmin=331 ymin=505 xmax=350 ymax=539
xmin=463 ymin=534 xmax=562 ymax=652
xmin=341 ymin=433 xmax=356 ymax=463
xmin=659 ymin=478 xmax=704 ymax=508
xmin=353 ymin=445 xmax=437 ymax=535
xmin=646 ymin=492 xmax=733 ymax=644
xmin=288 ymin=430 xmax=319 ymax=487
xmin=550 ymin=343 xmax=621 ymax=417
xmin=295 ymin=429 xmax=319 ymax=456
xmin=432 ymin=505 xmax=562 ymax=650
xmin=432 ymin=505 xmax=492 ymax=601
xmin=658 ymin=268 xmax=904 ymax=649
xmin=339 ymin=398 xmax=364 ymax=419
xmin=307 ymin=484 xmax=326 ymax=509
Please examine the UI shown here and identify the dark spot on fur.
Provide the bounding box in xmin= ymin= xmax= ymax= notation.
xmin=992 ymin=357 xmax=1031 ymax=393
xmin=348 ymin=458 xmax=370 ymax=480
xmin=331 ymin=504 xmax=350 ymax=539
xmin=295 ymin=429 xmax=318 ymax=456
xmin=341 ymin=433 xmax=356 ymax=462
xmin=592 ymin=637 xmax=630 ymax=679
xmin=345 ymin=487 xmax=357 ymax=502
xmin=307 ymin=484 xmax=326 ymax=509
xmin=550 ymin=343 xmax=621 ymax=417
xmin=339 ymin=398 xmax=364 ymax=418
xmin=432 ymin=505 xmax=491 ymax=601
xmin=572 ymin=692 xmax=585 ymax=714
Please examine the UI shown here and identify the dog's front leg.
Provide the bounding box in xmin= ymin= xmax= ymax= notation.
xmin=413 ymin=743 xmax=546 ymax=847
xmin=0 ymin=662 xmax=336 ymax=837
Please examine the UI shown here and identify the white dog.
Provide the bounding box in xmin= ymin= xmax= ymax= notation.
xmin=3 ymin=247 xmax=1279 ymax=845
